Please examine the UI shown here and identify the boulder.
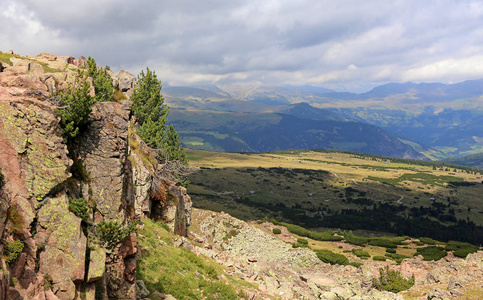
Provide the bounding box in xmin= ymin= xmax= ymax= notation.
xmin=117 ymin=70 xmax=136 ymax=96
xmin=37 ymin=53 xmax=57 ymax=61
xmin=427 ymin=287 xmax=451 ymax=300
xmin=75 ymin=56 xmax=87 ymax=67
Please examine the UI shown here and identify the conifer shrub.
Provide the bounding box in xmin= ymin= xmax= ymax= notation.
xmin=94 ymin=221 xmax=136 ymax=250
xmin=368 ymin=238 xmax=398 ymax=248
xmin=55 ymin=72 xmax=95 ymax=142
xmin=415 ymin=246 xmax=447 ymax=261
xmin=352 ymin=248 xmax=370 ymax=258
xmin=292 ymin=238 xmax=310 ymax=248
xmin=373 ymin=266 xmax=415 ymax=293
xmin=386 ymin=248 xmax=397 ymax=253
xmin=373 ymin=256 xmax=387 ymax=261
xmin=272 ymin=228 xmax=281 ymax=234
xmin=297 ymin=238 xmax=308 ymax=245
xmin=55 ymin=57 xmax=116 ymax=143
xmin=343 ymin=231 xmax=368 ymax=246
xmin=4 ymin=240 xmax=24 ymax=266
xmin=384 ymin=253 xmax=410 ymax=264
xmin=444 ymin=241 xmax=479 ymax=258
xmin=419 ymin=237 xmax=444 ymax=245
xmin=262 ymin=218 xmax=343 ymax=242
xmin=315 ymin=249 xmax=349 ymax=265
xmin=223 ymin=229 xmax=239 ymax=241
xmin=86 ymin=57 xmax=114 ymax=103
xmin=350 ymin=262 xmax=363 ymax=268
xmin=68 ymin=198 xmax=89 ymax=220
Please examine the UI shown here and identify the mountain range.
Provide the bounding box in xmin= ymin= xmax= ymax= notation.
xmin=163 ymin=79 xmax=483 ymax=161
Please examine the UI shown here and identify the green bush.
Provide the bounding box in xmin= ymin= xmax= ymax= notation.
xmin=4 ymin=240 xmax=24 ymax=266
xmin=384 ymin=253 xmax=409 ymax=264
xmin=344 ymin=234 xmax=369 ymax=247
xmin=68 ymin=198 xmax=89 ymax=220
xmin=444 ymin=241 xmax=479 ymax=258
xmin=373 ymin=266 xmax=415 ymax=293
xmin=262 ymin=218 xmax=343 ymax=242
xmin=416 ymin=246 xmax=447 ymax=261
xmin=55 ymin=73 xmax=95 ymax=142
xmin=352 ymin=248 xmax=370 ymax=258
xmin=315 ymin=250 xmax=349 ymax=265
xmin=386 ymin=248 xmax=396 ymax=253
xmin=95 ymin=221 xmax=136 ymax=250
xmin=86 ymin=57 xmax=114 ymax=103
xmin=297 ymin=238 xmax=308 ymax=245
xmin=272 ymin=228 xmax=281 ymax=234
xmin=419 ymin=237 xmax=444 ymax=245
xmin=373 ymin=256 xmax=387 ymax=261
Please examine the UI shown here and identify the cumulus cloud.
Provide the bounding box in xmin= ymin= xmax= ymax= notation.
xmin=2 ymin=0 xmax=483 ymax=91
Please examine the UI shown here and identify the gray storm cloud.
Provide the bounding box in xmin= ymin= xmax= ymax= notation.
xmin=2 ymin=0 xmax=483 ymax=91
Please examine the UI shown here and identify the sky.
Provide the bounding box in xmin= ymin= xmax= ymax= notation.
xmin=2 ymin=0 xmax=483 ymax=92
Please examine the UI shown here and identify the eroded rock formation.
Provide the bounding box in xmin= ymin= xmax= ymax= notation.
xmin=0 ymin=52 xmax=191 ymax=300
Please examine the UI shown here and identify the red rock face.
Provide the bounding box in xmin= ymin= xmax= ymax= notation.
xmin=0 ymin=52 xmax=192 ymax=300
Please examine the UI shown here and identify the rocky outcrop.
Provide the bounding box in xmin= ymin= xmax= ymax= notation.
xmin=0 ymin=51 xmax=192 ymax=300
xmin=116 ymin=70 xmax=136 ymax=97
xmin=189 ymin=209 xmax=483 ymax=300
xmin=128 ymin=130 xmax=192 ymax=236
xmin=72 ymin=101 xmax=133 ymax=222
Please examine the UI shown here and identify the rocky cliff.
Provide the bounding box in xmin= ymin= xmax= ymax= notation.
xmin=0 ymin=51 xmax=191 ymax=300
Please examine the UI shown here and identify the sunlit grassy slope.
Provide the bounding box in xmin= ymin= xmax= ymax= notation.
xmin=186 ymin=149 xmax=483 ymax=242
xmin=137 ymin=217 xmax=257 ymax=300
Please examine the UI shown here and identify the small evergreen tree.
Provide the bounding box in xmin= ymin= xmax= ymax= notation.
xmin=164 ymin=124 xmax=187 ymax=163
xmin=55 ymin=72 xmax=94 ymax=142
xmin=131 ymin=67 xmax=187 ymax=164
xmin=86 ymin=56 xmax=114 ymax=102
xmin=131 ymin=67 xmax=167 ymax=126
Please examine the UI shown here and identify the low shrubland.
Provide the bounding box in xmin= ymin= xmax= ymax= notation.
xmin=444 ymin=241 xmax=479 ymax=258
xmin=415 ymin=246 xmax=447 ymax=261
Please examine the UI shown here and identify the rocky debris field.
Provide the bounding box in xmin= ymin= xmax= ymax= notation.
xmin=187 ymin=208 xmax=483 ymax=300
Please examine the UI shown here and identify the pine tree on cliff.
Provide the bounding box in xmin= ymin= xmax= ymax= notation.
xmin=56 ymin=74 xmax=94 ymax=142
xmin=86 ymin=56 xmax=114 ymax=102
xmin=131 ymin=67 xmax=187 ymax=164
